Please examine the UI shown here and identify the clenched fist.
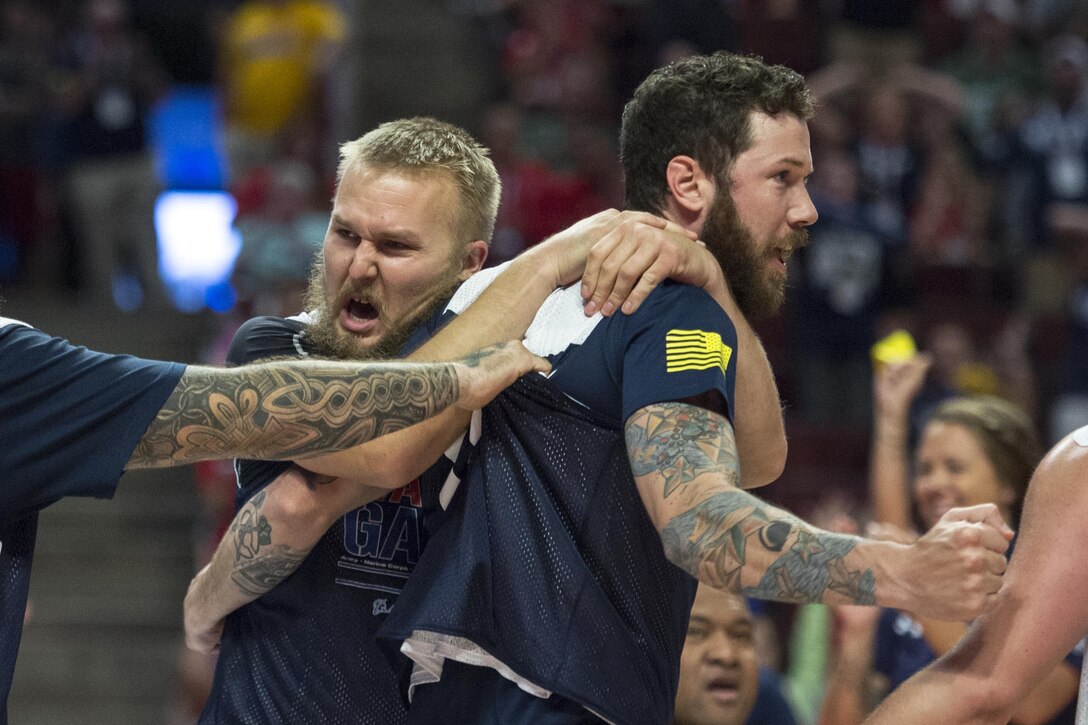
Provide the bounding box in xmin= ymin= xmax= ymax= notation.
xmin=877 ymin=503 xmax=1014 ymax=621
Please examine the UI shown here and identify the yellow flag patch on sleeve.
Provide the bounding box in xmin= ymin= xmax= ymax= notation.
xmin=665 ymin=329 xmax=733 ymax=373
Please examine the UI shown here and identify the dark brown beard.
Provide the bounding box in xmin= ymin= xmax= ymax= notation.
xmin=302 ymin=255 xmax=461 ymax=361
xmin=700 ymin=192 xmax=806 ymax=321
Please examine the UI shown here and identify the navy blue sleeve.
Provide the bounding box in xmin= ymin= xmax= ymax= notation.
xmin=615 ymin=282 xmax=738 ymax=423
xmin=398 ymin=305 xmax=456 ymax=357
xmin=227 ymin=315 xmax=309 ymax=367
xmin=874 ymin=610 xmax=939 ymax=692
xmin=227 ymin=316 xmax=311 ymax=505
xmin=0 ymin=324 xmax=185 ymax=520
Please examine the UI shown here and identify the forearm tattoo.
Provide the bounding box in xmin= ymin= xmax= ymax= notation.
xmin=625 ymin=401 xmax=740 ymax=495
xmin=128 ymin=360 xmax=459 ymax=467
xmin=458 ymin=343 xmax=500 ymax=368
xmin=661 ymin=491 xmax=875 ymax=604
xmin=228 ymin=490 xmax=308 ymax=597
xmin=628 ymin=402 xmax=875 ymax=606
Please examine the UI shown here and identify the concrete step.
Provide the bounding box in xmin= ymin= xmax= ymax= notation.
xmin=12 ymin=626 xmax=181 ymax=700
xmin=1 ymin=285 xmax=215 ymax=360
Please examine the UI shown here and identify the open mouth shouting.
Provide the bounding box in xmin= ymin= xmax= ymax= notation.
xmin=704 ymin=670 xmax=745 ymax=706
xmin=338 ymin=295 xmax=381 ymax=336
xmin=771 ymin=245 xmax=793 ymax=273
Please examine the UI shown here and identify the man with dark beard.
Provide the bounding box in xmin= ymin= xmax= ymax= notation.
xmin=185 ymin=117 xmax=732 ymax=723
xmin=372 ymin=52 xmax=1017 ymax=725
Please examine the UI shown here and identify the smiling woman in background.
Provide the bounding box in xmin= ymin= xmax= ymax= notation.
xmin=819 ymin=353 xmax=1081 ymax=725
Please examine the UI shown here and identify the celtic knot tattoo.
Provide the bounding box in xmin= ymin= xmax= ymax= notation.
xmin=127 ymin=359 xmax=458 ymax=467
xmin=233 ymin=491 xmax=273 ymax=561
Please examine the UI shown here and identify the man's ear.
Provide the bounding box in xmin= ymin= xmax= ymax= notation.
xmin=460 ymin=240 xmax=489 ymax=280
xmin=665 ymin=155 xmax=716 ymax=219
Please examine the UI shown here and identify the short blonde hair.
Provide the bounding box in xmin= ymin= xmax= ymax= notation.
xmin=337 ymin=117 xmax=501 ymax=244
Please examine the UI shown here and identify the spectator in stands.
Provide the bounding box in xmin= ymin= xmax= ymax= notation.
xmin=939 ymin=0 xmax=1040 ymax=160
xmin=909 ymin=97 xmax=989 ymax=266
xmin=675 ymin=585 xmax=798 ymax=725
xmin=230 ymin=119 xmax=329 ymax=317
xmin=732 ymin=0 xmax=826 ymax=75
xmin=825 ymin=0 xmax=921 ymax=70
xmin=218 ymin=0 xmax=347 ymax=181
xmin=818 ymin=356 xmax=1079 ymax=725
xmin=0 ymin=1 xmax=54 ymax=284
xmin=480 ymin=102 xmax=620 ymax=265
xmin=1015 ymin=34 xmax=1088 ymax=250
xmin=54 ymin=0 xmax=167 ymax=305
xmin=479 ymin=102 xmax=555 ymax=264
xmin=1047 ymin=204 xmax=1088 ymax=441
xmin=789 ymin=150 xmax=905 ymax=425
xmin=808 ymin=63 xmax=962 ymax=240
xmin=1023 ymin=0 xmax=1088 ymax=45
xmin=851 ymin=83 xmax=920 ymax=241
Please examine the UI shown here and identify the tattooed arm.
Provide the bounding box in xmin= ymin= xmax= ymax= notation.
xmin=183 ymin=211 xmax=706 ymax=652
xmin=183 ymin=466 xmax=380 ymax=653
xmin=128 ymin=341 xmax=545 ymax=473
xmin=181 ymin=285 xmax=557 ymax=653
xmin=183 ymin=339 xmax=543 ymax=655
xmin=625 ymin=401 xmax=1014 ymax=618
xmin=579 ymin=218 xmax=785 ymax=487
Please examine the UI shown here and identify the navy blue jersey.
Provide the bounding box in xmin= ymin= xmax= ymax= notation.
xmin=379 ymin=271 xmax=738 ymax=725
xmin=0 ymin=321 xmax=184 ymax=520
xmin=0 ymin=319 xmax=182 ymax=724
xmin=747 ymin=667 xmax=799 ymax=725
xmin=872 ymin=609 xmax=933 ymax=693
xmin=201 ymin=314 xmax=455 ymax=724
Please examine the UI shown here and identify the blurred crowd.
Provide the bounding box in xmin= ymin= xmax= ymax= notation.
xmin=7 ymin=0 xmax=1086 ymax=435
xmin=5 ymin=0 xmax=1088 ymax=723
xmin=455 ymin=0 xmax=1088 ymax=459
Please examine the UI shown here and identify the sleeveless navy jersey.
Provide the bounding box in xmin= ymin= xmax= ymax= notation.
xmin=378 ymin=271 xmax=738 ymax=725
xmin=0 ymin=319 xmax=183 ymax=724
xmin=201 ymin=314 xmax=457 ymax=724
xmin=0 ymin=515 xmax=35 ymax=725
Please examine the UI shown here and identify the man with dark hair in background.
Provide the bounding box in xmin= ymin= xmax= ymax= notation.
xmin=674 ymin=586 xmax=797 ymax=725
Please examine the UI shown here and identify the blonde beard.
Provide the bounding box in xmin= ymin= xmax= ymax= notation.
xmin=302 ymin=256 xmax=463 ymax=361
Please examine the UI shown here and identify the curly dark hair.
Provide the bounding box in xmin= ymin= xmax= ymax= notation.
xmin=620 ymin=51 xmax=814 ymax=214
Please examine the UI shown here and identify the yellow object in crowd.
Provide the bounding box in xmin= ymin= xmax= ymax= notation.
xmin=871 ymin=329 xmax=917 ymax=371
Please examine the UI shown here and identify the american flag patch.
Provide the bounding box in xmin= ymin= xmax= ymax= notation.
xmin=665 ymin=329 xmax=733 ymax=373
